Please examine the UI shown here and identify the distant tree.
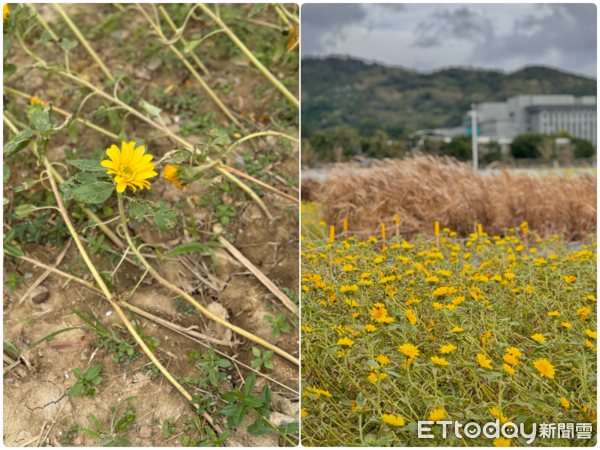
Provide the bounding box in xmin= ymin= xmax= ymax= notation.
xmin=481 ymin=141 xmax=503 ymax=164
xmin=572 ymin=138 xmax=596 ymax=158
xmin=510 ymin=134 xmax=544 ymax=159
xmin=445 ymin=136 xmax=471 ymax=161
xmin=358 ymin=118 xmax=380 ymax=138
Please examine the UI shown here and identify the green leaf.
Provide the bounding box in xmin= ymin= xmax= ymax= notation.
xmin=3 ymin=37 xmax=11 ymax=63
xmin=262 ymin=350 xmax=274 ymax=360
xmin=58 ymin=37 xmax=78 ymax=52
xmin=85 ymin=363 xmax=103 ymax=381
xmin=139 ymin=99 xmax=162 ymax=117
xmin=4 ymin=129 xmax=34 ymax=157
xmin=153 ymin=210 xmax=176 ymax=232
xmin=218 ymin=403 xmax=239 ymax=417
xmin=67 ymin=159 xmax=108 ymax=172
xmin=68 ymin=117 xmax=78 ymax=143
xmin=12 ymin=178 xmax=39 ymax=192
xmin=3 ymin=63 xmax=16 ymax=79
xmin=67 ymin=381 xmax=85 ymax=396
xmin=3 ymin=244 xmax=23 ymax=257
xmin=264 ymin=361 xmax=274 ymax=370
xmin=78 ymin=428 xmax=102 ymax=440
xmin=128 ymin=201 xmax=148 ymax=222
xmin=247 ymin=417 xmax=273 ymax=436
xmin=183 ymin=39 xmax=201 ymax=54
xmin=27 ymin=327 xmax=83 ymax=349
xmin=15 ymin=204 xmax=49 ymax=219
xmin=42 ymin=112 xmax=74 ymax=137
xmin=229 ymin=404 xmax=248 ymax=429
xmin=251 ymin=359 xmax=262 ymax=369
xmin=89 ymin=413 xmax=103 ymax=432
xmin=276 ymin=422 xmax=299 ymax=434
xmin=72 ymin=367 xmax=84 ymax=379
xmin=3 ymin=164 xmax=11 ymax=187
xmin=243 ymin=396 xmax=262 ymax=408
xmin=72 ymin=182 xmax=115 ymax=204
xmin=251 ymin=347 xmax=261 ymax=358
xmin=39 ymin=30 xmax=53 ymax=47
xmin=30 ymin=110 xmax=52 ymax=133
xmin=222 ymin=392 xmax=239 ymax=403
xmin=244 ymin=372 xmax=256 ymax=398
xmin=260 ymin=385 xmax=272 ymax=406
xmin=248 ymin=3 xmax=267 ymax=17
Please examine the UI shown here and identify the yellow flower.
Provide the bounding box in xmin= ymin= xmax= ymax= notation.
xmin=398 ymin=343 xmax=420 ymax=359
xmin=426 ymin=276 xmax=440 ymax=283
xmin=368 ymin=372 xmax=387 ymax=383
xmin=337 ymin=337 xmax=354 ymax=346
xmin=564 ymin=275 xmax=576 ymax=283
xmin=381 ymin=414 xmax=405 ymax=427
xmin=548 ymin=311 xmax=560 ymax=317
xmin=3 ymin=4 xmax=9 ymax=21
xmin=561 ymin=322 xmax=572 ymax=329
xmin=502 ymin=354 xmax=519 ymax=365
xmin=502 ymin=364 xmax=515 ymax=375
xmin=301 ymin=408 xmax=307 ymax=418
xmin=376 ymin=355 xmax=390 ymax=366
xmin=440 ymin=344 xmax=457 ymax=354
xmin=490 ymin=407 xmax=509 ymax=424
xmin=101 ymin=142 xmax=157 ymax=193
xmin=477 ymin=353 xmax=493 ymax=369
xmin=365 ymin=324 xmax=377 ymax=333
xmin=493 ymin=437 xmax=511 ymax=447
xmin=433 ymin=302 xmax=443 ymax=310
xmin=431 ymin=355 xmax=449 ymax=366
xmin=451 ymin=327 xmax=464 ymax=333
xmin=30 ymin=96 xmax=46 ymax=106
xmin=561 ymin=397 xmax=570 ymax=408
xmin=525 ymin=286 xmax=534 ymax=294
xmin=531 ymin=333 xmax=546 ymax=343
xmin=585 ymin=329 xmax=597 ymax=339
xmin=533 ymin=358 xmax=555 ymax=379
xmin=505 ymin=347 xmax=522 ymax=358
xmin=406 ymin=309 xmax=417 ymax=325
xmin=163 ymin=163 xmax=187 ymax=189
xmin=428 ymin=408 xmax=446 ymax=422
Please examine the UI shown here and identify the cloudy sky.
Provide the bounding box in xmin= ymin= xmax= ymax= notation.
xmin=301 ymin=3 xmax=597 ymax=78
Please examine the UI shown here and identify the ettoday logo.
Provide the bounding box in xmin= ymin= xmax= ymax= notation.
xmin=417 ymin=420 xmax=594 ymax=444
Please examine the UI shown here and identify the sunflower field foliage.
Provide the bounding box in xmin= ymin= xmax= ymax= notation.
xmin=301 ymin=201 xmax=597 ymax=446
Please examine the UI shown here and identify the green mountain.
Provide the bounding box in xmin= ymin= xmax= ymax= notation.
xmin=301 ymin=57 xmax=597 ymax=138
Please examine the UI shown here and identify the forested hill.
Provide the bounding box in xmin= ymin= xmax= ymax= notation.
xmin=301 ymin=56 xmax=597 ymax=138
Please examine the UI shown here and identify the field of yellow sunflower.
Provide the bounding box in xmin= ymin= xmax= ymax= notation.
xmin=301 ymin=201 xmax=597 ymax=446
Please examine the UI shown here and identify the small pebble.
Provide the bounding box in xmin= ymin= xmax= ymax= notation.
xmin=31 ymin=286 xmax=49 ymax=304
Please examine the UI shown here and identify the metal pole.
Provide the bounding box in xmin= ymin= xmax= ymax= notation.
xmin=471 ymin=103 xmax=478 ymax=170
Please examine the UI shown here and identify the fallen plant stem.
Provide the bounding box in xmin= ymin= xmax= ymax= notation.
xmin=17 ymin=255 xmax=102 ymax=292
xmin=197 ymin=3 xmax=299 ymax=109
xmin=27 ymin=4 xmax=59 ymax=41
xmin=52 ymin=3 xmax=115 ymax=82
xmin=137 ymin=3 xmax=240 ymax=128
xmin=157 ymin=5 xmax=210 ymax=77
xmin=117 ymin=192 xmax=299 ymax=366
xmin=2 ymin=110 xmax=125 ymax=248
xmin=42 ymin=158 xmax=217 ymax=425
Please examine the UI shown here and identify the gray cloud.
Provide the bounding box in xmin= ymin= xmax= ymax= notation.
xmin=414 ymin=7 xmax=494 ymax=47
xmin=301 ymin=3 xmax=597 ymax=77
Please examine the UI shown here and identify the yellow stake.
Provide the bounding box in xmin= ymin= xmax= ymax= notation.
xmin=478 ymin=223 xmax=483 ymax=236
xmin=395 ymin=214 xmax=400 ymax=236
xmin=381 ymin=223 xmax=386 ymax=240
xmin=343 ymin=218 xmax=348 ymax=241
xmin=330 ymin=226 xmax=335 ymax=243
xmin=435 ymin=220 xmax=440 ymax=249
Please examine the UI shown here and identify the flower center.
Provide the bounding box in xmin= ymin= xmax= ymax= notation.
xmin=120 ymin=165 xmax=134 ymax=181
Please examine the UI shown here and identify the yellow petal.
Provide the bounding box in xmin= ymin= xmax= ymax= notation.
xmin=106 ymin=170 xmax=117 ymax=175
xmin=131 ymin=153 xmax=153 ymax=168
xmin=116 ymin=180 xmax=128 ymax=193
xmin=106 ymin=145 xmax=121 ymax=165
xmin=135 ymin=171 xmax=158 ymax=180
xmin=101 ymin=160 xmax=116 ymax=169
xmin=129 ymin=146 xmax=145 ymax=166
xmin=114 ymin=175 xmax=123 ymax=183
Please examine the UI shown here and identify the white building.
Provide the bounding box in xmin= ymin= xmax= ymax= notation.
xmin=478 ymin=95 xmax=597 ymax=146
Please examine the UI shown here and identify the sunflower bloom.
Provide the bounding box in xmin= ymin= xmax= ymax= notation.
xmin=337 ymin=337 xmax=354 ymax=346
xmin=406 ymin=309 xmax=417 ymax=325
xmin=531 ymin=333 xmax=546 ymax=343
xmin=3 ymin=4 xmax=9 ymax=21
xmin=561 ymin=397 xmax=570 ymax=408
xmin=451 ymin=327 xmax=464 ymax=333
xmin=428 ymin=408 xmax=446 ymax=422
xmin=398 ymin=343 xmax=420 ymax=359
xmin=301 ymin=408 xmax=307 ymax=418
xmin=477 ymin=353 xmax=493 ymax=369
xmin=431 ymin=355 xmax=449 ymax=366
xmin=502 ymin=354 xmax=519 ymax=366
xmin=101 ymin=142 xmax=157 ymax=193
xmin=585 ymin=329 xmax=597 ymax=339
xmin=381 ymin=414 xmax=405 ymax=427
xmin=533 ymin=358 xmax=555 ymax=379
xmin=505 ymin=347 xmax=522 ymax=358
xmin=376 ymin=355 xmax=390 ymax=366
xmin=440 ymin=344 xmax=457 ymax=354
xmin=493 ymin=437 xmax=511 ymax=447
xmin=503 ymin=364 xmax=515 ymax=375
xmin=163 ymin=163 xmax=187 ymax=189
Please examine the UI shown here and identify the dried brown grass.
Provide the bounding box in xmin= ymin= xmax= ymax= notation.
xmin=306 ymin=156 xmax=597 ymax=241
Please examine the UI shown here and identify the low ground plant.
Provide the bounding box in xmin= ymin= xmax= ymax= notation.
xmin=301 ymin=204 xmax=597 ymax=446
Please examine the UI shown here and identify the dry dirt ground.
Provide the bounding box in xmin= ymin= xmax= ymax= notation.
xmin=3 ymin=3 xmax=299 ymax=447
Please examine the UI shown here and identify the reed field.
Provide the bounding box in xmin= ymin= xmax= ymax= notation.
xmin=302 ymin=156 xmax=597 ymax=242
xmin=300 ymin=199 xmax=597 ymax=446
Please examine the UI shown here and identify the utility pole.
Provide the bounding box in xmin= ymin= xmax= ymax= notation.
xmin=471 ymin=103 xmax=478 ymax=170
